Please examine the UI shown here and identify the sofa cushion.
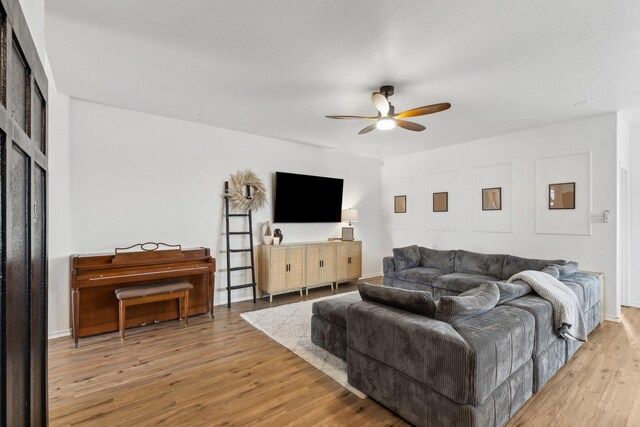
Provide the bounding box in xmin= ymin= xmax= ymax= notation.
xmin=556 ymin=261 xmax=579 ymax=279
xmin=359 ymin=283 xmax=436 ymax=317
xmin=435 ymin=282 xmax=500 ymax=325
xmin=541 ymin=265 xmax=560 ymax=279
xmin=504 ymin=295 xmax=556 ymax=354
xmin=561 ymin=271 xmax=601 ymax=310
xmin=453 ymin=304 xmax=535 ymax=405
xmin=433 ymin=272 xmax=500 ymax=294
xmin=418 ymin=247 xmax=456 ymax=272
xmin=395 ymin=267 xmax=448 ymax=286
xmin=393 ymin=245 xmax=420 ymax=271
xmin=495 ymin=280 xmax=532 ymax=305
xmin=312 ymin=292 xmax=362 ymax=328
xmin=455 ymin=249 xmax=505 ymax=278
xmin=502 ymin=254 xmax=565 ymax=279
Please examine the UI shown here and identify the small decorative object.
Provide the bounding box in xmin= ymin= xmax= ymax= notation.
xmin=482 ymin=187 xmax=502 ymax=211
xmin=394 ymin=195 xmax=407 ymax=213
xmin=549 ymin=182 xmax=575 ymax=209
xmin=262 ymin=221 xmax=274 ymax=245
xmin=226 ymin=169 xmax=267 ymax=212
xmin=341 ymin=227 xmax=354 ymax=241
xmin=273 ymin=228 xmax=283 ymax=244
xmin=433 ymin=192 xmax=448 ymax=212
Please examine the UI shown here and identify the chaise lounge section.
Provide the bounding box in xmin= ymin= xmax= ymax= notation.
xmin=311 ymin=246 xmax=602 ymax=426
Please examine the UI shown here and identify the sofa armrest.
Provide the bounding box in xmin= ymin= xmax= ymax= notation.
xmin=383 ymin=256 xmax=396 ymax=276
xmin=347 ymin=301 xmax=475 ymax=405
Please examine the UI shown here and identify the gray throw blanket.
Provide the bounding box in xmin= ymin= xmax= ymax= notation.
xmin=508 ymin=270 xmax=587 ymax=342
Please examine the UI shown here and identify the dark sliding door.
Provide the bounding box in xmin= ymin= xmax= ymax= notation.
xmin=0 ymin=0 xmax=49 ymax=425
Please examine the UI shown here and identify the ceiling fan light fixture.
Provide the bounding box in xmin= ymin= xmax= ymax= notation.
xmin=376 ymin=117 xmax=396 ymax=130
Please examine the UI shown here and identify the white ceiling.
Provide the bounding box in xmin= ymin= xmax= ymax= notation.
xmin=46 ymin=0 xmax=640 ymax=159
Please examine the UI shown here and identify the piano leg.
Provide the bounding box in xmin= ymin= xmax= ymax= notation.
xmin=209 ymin=272 xmax=215 ymax=318
xmin=72 ymin=288 xmax=80 ymax=348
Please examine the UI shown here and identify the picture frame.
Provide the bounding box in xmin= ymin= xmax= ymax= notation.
xmin=341 ymin=227 xmax=354 ymax=241
xmin=394 ymin=195 xmax=407 ymax=213
xmin=482 ymin=187 xmax=502 ymax=211
xmin=433 ymin=192 xmax=448 ymax=212
xmin=549 ymin=182 xmax=575 ymax=209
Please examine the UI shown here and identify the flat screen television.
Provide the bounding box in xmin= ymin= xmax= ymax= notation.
xmin=273 ymin=172 xmax=344 ymax=223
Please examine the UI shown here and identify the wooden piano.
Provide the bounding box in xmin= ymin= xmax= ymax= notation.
xmin=70 ymin=243 xmax=215 ymax=347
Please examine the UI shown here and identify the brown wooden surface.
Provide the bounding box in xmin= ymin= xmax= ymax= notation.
xmin=0 ymin=0 xmax=50 ymax=424
xmin=70 ymin=247 xmax=215 ymax=347
xmin=49 ymin=277 xmax=640 ymax=426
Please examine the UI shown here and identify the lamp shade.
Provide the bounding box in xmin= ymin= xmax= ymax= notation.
xmin=341 ymin=208 xmax=359 ymax=224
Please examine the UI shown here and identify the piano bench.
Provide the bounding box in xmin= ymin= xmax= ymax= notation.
xmin=115 ymin=280 xmax=194 ymax=341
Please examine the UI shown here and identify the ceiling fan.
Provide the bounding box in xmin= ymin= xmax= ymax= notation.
xmin=326 ymin=85 xmax=451 ymax=134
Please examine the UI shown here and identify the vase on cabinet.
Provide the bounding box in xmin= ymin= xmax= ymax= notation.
xmin=273 ymin=228 xmax=283 ymax=245
xmin=262 ymin=221 xmax=274 ymax=245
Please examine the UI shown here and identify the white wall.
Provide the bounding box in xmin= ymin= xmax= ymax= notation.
xmin=47 ymin=99 xmax=385 ymax=336
xmin=629 ymin=127 xmax=640 ymax=307
xmin=381 ymin=114 xmax=620 ymax=319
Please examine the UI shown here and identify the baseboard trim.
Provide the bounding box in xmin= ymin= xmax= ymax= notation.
xmin=627 ymin=301 xmax=640 ymax=309
xmin=48 ymin=329 xmax=71 ymax=340
xmin=604 ymin=314 xmax=622 ymax=323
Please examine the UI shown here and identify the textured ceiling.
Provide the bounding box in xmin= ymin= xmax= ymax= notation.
xmin=46 ymin=0 xmax=640 ymax=158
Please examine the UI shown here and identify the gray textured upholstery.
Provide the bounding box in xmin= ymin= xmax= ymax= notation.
xmin=433 ymin=272 xmax=500 ymax=294
xmin=393 ymin=245 xmax=420 ymax=270
xmin=396 ymin=267 xmax=448 ymax=286
xmin=542 ymin=265 xmax=560 ymax=279
xmin=383 ymin=256 xmax=396 ymax=277
xmin=311 ymin=292 xmax=362 ymax=360
xmin=495 ymin=280 xmax=532 ymax=305
xmin=452 ymin=305 xmax=535 ymax=405
xmin=501 ymin=254 xmax=565 ymax=279
xmin=348 ymin=347 xmax=532 ymax=427
xmin=455 ymin=249 xmax=505 ymax=278
xmin=505 ymin=295 xmax=556 ymax=354
xmin=561 ymin=272 xmax=600 ymax=311
xmin=557 ymin=261 xmax=579 ymax=278
xmin=531 ymin=336 xmax=566 ymax=391
xmin=435 ymin=282 xmax=500 ymax=325
xmin=347 ymin=300 xmax=534 ymax=407
xmin=419 ymin=247 xmax=456 ymax=272
xmin=312 ymin=292 xmax=361 ymax=328
xmin=359 ymin=282 xmax=436 ymax=317
xmin=390 ymin=279 xmax=433 ymax=293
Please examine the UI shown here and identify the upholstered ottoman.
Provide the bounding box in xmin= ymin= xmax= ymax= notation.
xmin=311 ymin=293 xmax=361 ymax=360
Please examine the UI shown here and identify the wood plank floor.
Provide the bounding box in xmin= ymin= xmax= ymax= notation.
xmin=49 ymin=279 xmax=640 ymax=426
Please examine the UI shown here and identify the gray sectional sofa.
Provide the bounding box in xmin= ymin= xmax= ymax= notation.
xmin=311 ymin=246 xmax=602 ymax=427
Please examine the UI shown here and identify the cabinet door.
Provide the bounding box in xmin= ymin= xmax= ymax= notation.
xmin=286 ymin=246 xmax=305 ymax=288
xmin=349 ymin=242 xmax=362 ymax=279
xmin=269 ymin=248 xmax=287 ymax=291
xmin=336 ymin=243 xmax=349 ymax=281
xmin=305 ymin=245 xmax=322 ymax=286
xmin=321 ymin=243 xmax=337 ymax=282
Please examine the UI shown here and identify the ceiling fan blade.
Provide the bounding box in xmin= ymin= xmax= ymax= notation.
xmin=325 ymin=115 xmax=377 ymax=120
xmin=372 ymin=92 xmax=390 ymax=116
xmin=358 ymin=123 xmax=377 ymax=135
xmin=394 ymin=102 xmax=451 ymax=119
xmin=395 ymin=120 xmax=426 ymax=132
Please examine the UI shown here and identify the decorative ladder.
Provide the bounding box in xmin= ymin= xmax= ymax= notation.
xmin=224 ymin=181 xmax=257 ymax=308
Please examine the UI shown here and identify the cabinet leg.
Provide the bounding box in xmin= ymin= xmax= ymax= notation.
xmin=306 ymin=288 xmax=309 ymax=296
xmin=269 ymin=294 xmax=273 ymax=303
xmin=72 ymin=288 xmax=80 ymax=348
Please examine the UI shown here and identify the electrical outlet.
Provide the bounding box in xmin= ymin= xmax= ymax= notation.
xmin=591 ymin=213 xmax=605 ymax=223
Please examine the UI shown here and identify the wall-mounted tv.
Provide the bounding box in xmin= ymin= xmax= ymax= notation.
xmin=273 ymin=172 xmax=344 ymax=223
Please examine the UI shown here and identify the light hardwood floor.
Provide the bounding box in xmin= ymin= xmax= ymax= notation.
xmin=49 ymin=280 xmax=640 ymax=426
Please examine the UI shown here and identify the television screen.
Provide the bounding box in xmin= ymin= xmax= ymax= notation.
xmin=273 ymin=172 xmax=344 ymax=223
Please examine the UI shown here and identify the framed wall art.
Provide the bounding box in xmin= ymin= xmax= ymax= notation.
xmin=549 ymin=182 xmax=575 ymax=209
xmin=433 ymin=192 xmax=448 ymax=212
xmin=394 ymin=195 xmax=407 ymax=213
xmin=482 ymin=187 xmax=502 ymax=211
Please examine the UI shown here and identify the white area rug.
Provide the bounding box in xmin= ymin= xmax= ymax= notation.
xmin=240 ymin=291 xmax=366 ymax=398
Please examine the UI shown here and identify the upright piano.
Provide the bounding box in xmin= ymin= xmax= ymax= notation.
xmin=70 ymin=243 xmax=215 ymax=347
